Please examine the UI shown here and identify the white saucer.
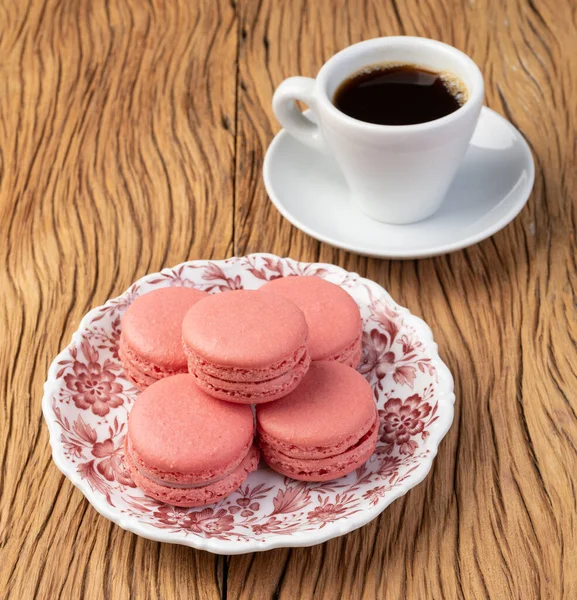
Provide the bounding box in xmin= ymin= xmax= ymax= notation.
xmin=263 ymin=107 xmax=535 ymax=259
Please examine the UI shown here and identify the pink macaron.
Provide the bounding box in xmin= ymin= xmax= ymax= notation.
xmin=182 ymin=290 xmax=311 ymax=404
xmin=119 ymin=287 xmax=208 ymax=390
xmin=260 ymin=276 xmax=363 ymax=368
xmin=124 ymin=374 xmax=259 ymax=507
xmin=256 ymin=361 xmax=378 ymax=482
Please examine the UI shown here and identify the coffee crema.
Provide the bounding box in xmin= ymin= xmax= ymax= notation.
xmin=333 ymin=64 xmax=467 ymax=126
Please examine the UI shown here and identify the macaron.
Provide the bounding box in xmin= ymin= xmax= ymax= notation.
xmin=182 ymin=290 xmax=311 ymax=404
xmin=260 ymin=276 xmax=363 ymax=368
xmin=119 ymin=287 xmax=208 ymax=390
xmin=124 ymin=374 xmax=259 ymax=507
xmin=256 ymin=361 xmax=378 ymax=482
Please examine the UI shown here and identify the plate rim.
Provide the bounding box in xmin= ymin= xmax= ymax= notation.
xmin=42 ymin=253 xmax=455 ymax=554
xmin=263 ymin=107 xmax=535 ymax=259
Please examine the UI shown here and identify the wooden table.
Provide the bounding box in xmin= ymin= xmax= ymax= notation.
xmin=1 ymin=0 xmax=576 ymax=598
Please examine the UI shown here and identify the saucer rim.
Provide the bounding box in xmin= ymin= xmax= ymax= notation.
xmin=263 ymin=107 xmax=535 ymax=259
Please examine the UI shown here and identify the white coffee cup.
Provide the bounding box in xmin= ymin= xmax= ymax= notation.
xmin=272 ymin=37 xmax=484 ymax=224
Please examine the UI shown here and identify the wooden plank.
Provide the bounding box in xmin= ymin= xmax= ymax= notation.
xmin=0 ymin=0 xmax=236 ymax=598
xmin=231 ymin=0 xmax=577 ymax=598
xmin=1 ymin=0 xmax=576 ymax=596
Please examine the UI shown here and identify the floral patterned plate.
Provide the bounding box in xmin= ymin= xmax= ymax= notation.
xmin=42 ymin=254 xmax=455 ymax=555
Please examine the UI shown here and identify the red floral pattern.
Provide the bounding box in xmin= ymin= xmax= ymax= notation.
xmin=271 ymin=481 xmax=311 ymax=515
xmin=307 ymin=494 xmax=360 ymax=527
xmin=153 ymin=505 xmax=235 ymax=536
xmin=381 ymin=395 xmax=430 ymax=454
xmin=92 ymin=437 xmax=135 ymax=487
xmin=64 ymin=361 xmax=124 ymax=416
xmin=86 ymin=317 xmax=122 ymax=361
xmin=359 ymin=328 xmax=435 ymax=391
xmin=363 ymin=485 xmax=393 ymax=506
xmin=153 ymin=504 xmax=196 ymax=528
xmin=379 ymin=390 xmax=439 ymax=455
xmin=377 ymin=455 xmax=402 ymax=479
xmin=43 ymin=255 xmax=453 ymax=550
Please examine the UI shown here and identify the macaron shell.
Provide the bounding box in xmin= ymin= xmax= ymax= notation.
xmin=185 ymin=344 xmax=308 ymax=383
xmin=257 ymin=409 xmax=375 ymax=460
xmin=260 ymin=276 xmax=362 ymax=363
xmin=121 ymin=287 xmax=208 ymax=369
xmin=128 ymin=434 xmax=253 ymax=485
xmin=260 ymin=414 xmax=378 ymax=482
xmin=120 ymin=353 xmax=158 ymax=390
xmin=128 ymin=374 xmax=254 ymax=477
xmin=186 ymin=344 xmax=311 ymax=404
xmin=182 ymin=290 xmax=309 ymax=368
xmin=256 ymin=361 xmax=375 ymax=449
xmin=119 ymin=337 xmax=187 ymax=391
xmin=125 ymin=442 xmax=260 ymax=507
xmin=321 ymin=333 xmax=363 ymax=368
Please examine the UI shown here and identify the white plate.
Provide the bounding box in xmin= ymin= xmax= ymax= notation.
xmin=42 ymin=255 xmax=455 ymax=554
xmin=263 ymin=108 xmax=535 ymax=259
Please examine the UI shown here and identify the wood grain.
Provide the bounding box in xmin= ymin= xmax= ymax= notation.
xmin=0 ymin=0 xmax=236 ymax=597
xmin=1 ymin=0 xmax=576 ymax=598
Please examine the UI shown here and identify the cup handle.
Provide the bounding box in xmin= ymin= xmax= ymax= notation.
xmin=272 ymin=77 xmax=326 ymax=153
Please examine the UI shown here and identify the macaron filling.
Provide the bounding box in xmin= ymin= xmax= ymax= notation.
xmin=257 ymin=409 xmax=376 ymax=459
xmin=125 ymin=442 xmax=260 ymax=507
xmin=120 ymin=338 xmax=188 ymax=376
xmin=260 ymin=412 xmax=379 ymax=481
xmin=185 ymin=344 xmax=308 ymax=383
xmin=125 ymin=437 xmax=256 ymax=489
xmin=120 ymin=339 xmax=188 ymax=389
xmin=184 ymin=343 xmax=311 ymax=402
xmin=120 ymin=359 xmax=158 ymax=389
xmin=127 ymin=434 xmax=254 ymax=485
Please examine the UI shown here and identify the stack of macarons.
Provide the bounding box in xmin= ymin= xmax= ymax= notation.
xmin=121 ymin=276 xmax=377 ymax=508
xmin=125 ymin=375 xmax=259 ymax=507
xmin=181 ymin=290 xmax=311 ymax=403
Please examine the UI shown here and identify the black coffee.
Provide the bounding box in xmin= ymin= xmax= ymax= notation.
xmin=333 ymin=64 xmax=465 ymax=126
